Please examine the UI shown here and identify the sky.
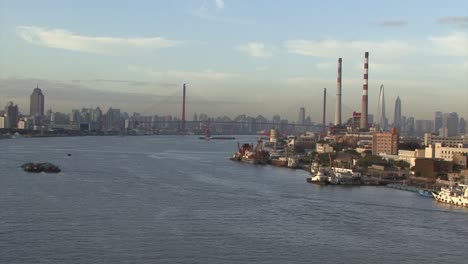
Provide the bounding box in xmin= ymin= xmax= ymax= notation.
xmin=0 ymin=0 xmax=467 ymax=122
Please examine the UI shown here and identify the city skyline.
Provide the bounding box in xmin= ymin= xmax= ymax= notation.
xmin=1 ymin=0 xmax=467 ymax=120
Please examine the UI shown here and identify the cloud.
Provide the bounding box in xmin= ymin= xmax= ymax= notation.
xmin=428 ymin=31 xmax=468 ymax=56
xmin=128 ymin=65 xmax=237 ymax=81
xmin=378 ymin=20 xmax=408 ymax=28
xmin=285 ymin=38 xmax=412 ymax=59
xmin=437 ymin=16 xmax=468 ymax=28
xmin=238 ymin=42 xmax=273 ymax=58
xmin=215 ymin=0 xmax=225 ymax=9
xmin=190 ymin=0 xmax=250 ymax=25
xmin=16 ymin=26 xmax=180 ymax=55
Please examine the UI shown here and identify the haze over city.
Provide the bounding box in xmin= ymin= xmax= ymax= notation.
xmin=1 ymin=0 xmax=467 ymax=121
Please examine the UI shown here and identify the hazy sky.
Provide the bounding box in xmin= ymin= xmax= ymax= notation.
xmin=0 ymin=0 xmax=467 ymax=122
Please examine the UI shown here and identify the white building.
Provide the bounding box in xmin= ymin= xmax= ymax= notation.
xmin=425 ymin=143 xmax=468 ymax=161
xmin=316 ymin=143 xmax=334 ymax=153
xmin=17 ymin=118 xmax=33 ymax=130
xmin=424 ymin=133 xmax=468 ymax=147
xmin=398 ymin=149 xmax=426 ymax=167
xmin=0 ymin=116 xmax=5 ymax=128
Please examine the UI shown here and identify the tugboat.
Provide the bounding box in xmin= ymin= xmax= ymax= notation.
xmin=432 ymin=184 xmax=468 ymax=207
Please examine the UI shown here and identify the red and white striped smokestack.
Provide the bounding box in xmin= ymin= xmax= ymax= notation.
xmin=334 ymin=58 xmax=342 ymax=126
xmin=182 ymin=83 xmax=186 ymax=131
xmin=360 ymin=52 xmax=369 ymax=130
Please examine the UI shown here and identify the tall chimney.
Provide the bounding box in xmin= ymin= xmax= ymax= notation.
xmin=360 ymin=52 xmax=369 ymax=130
xmin=334 ymin=58 xmax=342 ymax=126
xmin=322 ymin=88 xmax=327 ymax=133
xmin=182 ymin=83 xmax=186 ymax=131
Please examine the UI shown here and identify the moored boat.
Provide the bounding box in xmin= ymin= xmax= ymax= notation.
xmin=306 ymin=161 xmax=330 ymax=185
xmin=307 ymin=170 xmax=330 ymax=185
xmin=432 ymin=184 xmax=468 ymax=207
xmin=418 ymin=189 xmax=434 ymax=198
xmin=271 ymin=157 xmax=288 ymax=167
xmin=230 ymin=140 xmax=269 ymax=165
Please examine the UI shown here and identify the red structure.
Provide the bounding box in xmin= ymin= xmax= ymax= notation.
xmin=360 ymin=52 xmax=369 ymax=130
xmin=182 ymin=83 xmax=186 ymax=131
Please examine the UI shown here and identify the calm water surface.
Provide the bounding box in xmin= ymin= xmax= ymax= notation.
xmin=1 ymin=136 xmax=467 ymax=264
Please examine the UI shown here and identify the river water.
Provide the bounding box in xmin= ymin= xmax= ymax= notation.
xmin=1 ymin=136 xmax=467 ymax=264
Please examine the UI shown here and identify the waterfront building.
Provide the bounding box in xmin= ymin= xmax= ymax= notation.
xmin=372 ymin=128 xmax=399 ymax=155
xmin=0 ymin=116 xmax=5 ymax=129
xmin=17 ymin=118 xmax=33 ymax=130
xmin=4 ymin=101 xmax=19 ymax=129
xmin=30 ymin=86 xmax=45 ymax=117
xmin=412 ymin=158 xmax=453 ymax=180
xmin=91 ymin=107 xmax=102 ymax=131
xmin=393 ymin=97 xmax=401 ymax=131
xmin=70 ymin=109 xmax=81 ymax=124
xmin=105 ymin=107 xmax=122 ymax=131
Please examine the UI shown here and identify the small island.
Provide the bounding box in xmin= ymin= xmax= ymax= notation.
xmin=21 ymin=162 xmax=61 ymax=173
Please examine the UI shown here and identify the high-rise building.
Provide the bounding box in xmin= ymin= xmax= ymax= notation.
xmin=443 ymin=112 xmax=459 ymax=137
xmin=30 ymin=86 xmax=45 ymax=117
xmin=376 ymin=84 xmax=387 ymax=131
xmin=272 ymin=115 xmax=281 ymax=125
xmin=4 ymin=101 xmax=19 ymax=128
xmin=415 ymin=120 xmax=434 ymax=137
xmin=459 ymin=117 xmax=466 ymax=135
xmin=105 ymin=107 xmax=122 ymax=131
xmin=434 ymin=111 xmax=443 ymax=134
xmin=393 ymin=96 xmax=401 ymax=131
xmin=298 ymin=107 xmax=305 ymax=125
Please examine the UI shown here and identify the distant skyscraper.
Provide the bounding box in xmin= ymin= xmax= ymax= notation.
xmin=30 ymin=86 xmax=45 ymax=117
xmin=415 ymin=120 xmax=434 ymax=137
xmin=298 ymin=107 xmax=305 ymax=125
xmin=4 ymin=101 xmax=19 ymax=128
xmin=376 ymin=84 xmax=387 ymax=131
xmin=460 ymin=117 xmax=466 ymax=135
xmin=434 ymin=111 xmax=443 ymax=134
xmin=393 ymin=96 xmax=401 ymax=131
xmin=272 ymin=115 xmax=281 ymax=125
xmin=443 ymin=112 xmax=459 ymax=137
